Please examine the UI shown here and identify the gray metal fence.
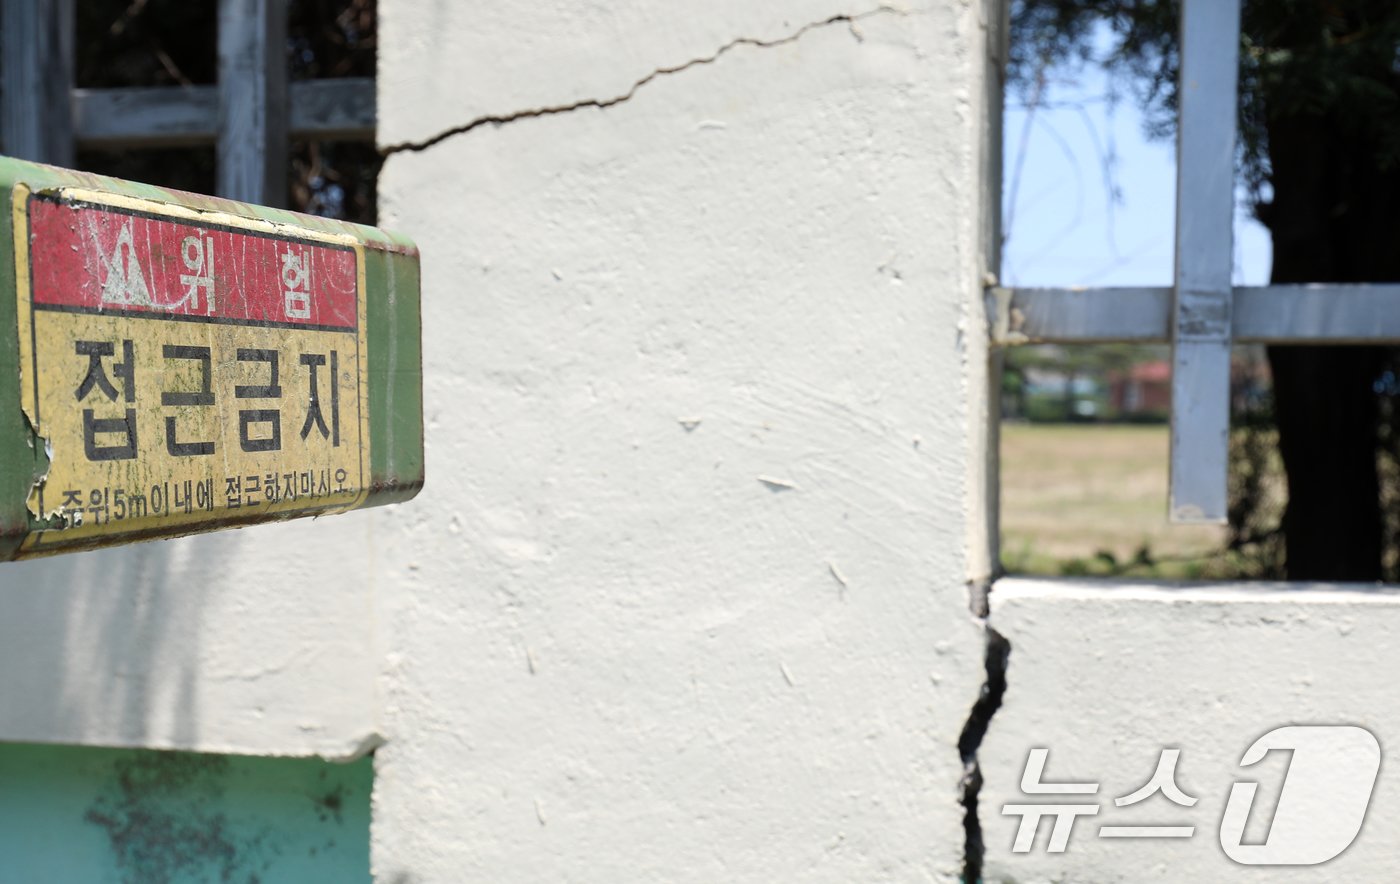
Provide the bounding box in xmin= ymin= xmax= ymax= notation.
xmin=988 ymin=0 xmax=1400 ymax=525
xmin=0 ymin=0 xmax=374 ymax=207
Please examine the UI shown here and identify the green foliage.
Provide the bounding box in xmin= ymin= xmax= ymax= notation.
xmin=1225 ymin=407 xmax=1285 ymax=578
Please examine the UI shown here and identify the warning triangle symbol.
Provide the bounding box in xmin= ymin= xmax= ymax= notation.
xmin=97 ymin=221 xmax=153 ymax=307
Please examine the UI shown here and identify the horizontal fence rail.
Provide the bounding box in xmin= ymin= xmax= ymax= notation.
xmin=71 ymin=79 xmax=375 ymax=149
xmin=988 ymin=285 xmax=1400 ymax=346
xmin=1 ymin=0 xmax=374 ymax=210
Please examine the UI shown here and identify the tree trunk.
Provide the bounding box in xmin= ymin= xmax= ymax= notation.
xmin=1267 ymin=347 xmax=1384 ymax=580
xmin=1262 ymin=96 xmax=1400 ymax=581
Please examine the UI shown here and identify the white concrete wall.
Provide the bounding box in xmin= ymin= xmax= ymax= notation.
xmin=373 ymin=0 xmax=998 ymax=880
xmin=0 ymin=515 xmax=381 ymax=760
xmin=0 ymin=1 xmax=1002 ymax=879
xmin=982 ymin=578 xmax=1400 ymax=883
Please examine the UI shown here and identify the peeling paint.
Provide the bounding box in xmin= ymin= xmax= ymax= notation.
xmin=756 ymin=475 xmax=797 ymax=491
xmin=19 ymin=404 xmax=53 ymax=521
xmin=827 ymin=561 xmax=850 ymax=597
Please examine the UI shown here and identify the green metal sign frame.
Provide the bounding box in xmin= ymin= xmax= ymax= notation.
xmin=0 ymin=157 xmax=422 ymax=559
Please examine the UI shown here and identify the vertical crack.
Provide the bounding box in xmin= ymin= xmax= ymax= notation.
xmin=958 ymin=622 xmax=1010 ymax=883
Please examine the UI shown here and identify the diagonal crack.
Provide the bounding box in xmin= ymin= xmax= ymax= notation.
xmin=380 ymin=6 xmax=905 ymax=156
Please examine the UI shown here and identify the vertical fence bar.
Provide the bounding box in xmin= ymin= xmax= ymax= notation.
xmin=1169 ymin=0 xmax=1241 ymax=524
xmin=0 ymin=0 xmax=74 ymax=165
xmin=217 ymin=0 xmax=287 ymax=205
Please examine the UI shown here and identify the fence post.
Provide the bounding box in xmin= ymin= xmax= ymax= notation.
xmin=0 ymin=0 xmax=75 ymax=165
xmin=217 ymin=0 xmax=288 ymax=205
xmin=1169 ymin=0 xmax=1241 ymax=523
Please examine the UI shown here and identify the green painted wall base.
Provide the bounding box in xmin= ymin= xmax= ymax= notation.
xmin=0 ymin=743 xmax=370 ymax=884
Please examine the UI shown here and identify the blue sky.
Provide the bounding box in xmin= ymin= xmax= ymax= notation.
xmin=1001 ymin=36 xmax=1272 ymax=288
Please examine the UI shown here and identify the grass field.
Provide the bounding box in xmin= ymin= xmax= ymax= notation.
xmin=1000 ymin=423 xmax=1234 ymax=577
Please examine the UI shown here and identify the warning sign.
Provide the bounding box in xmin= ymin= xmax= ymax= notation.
xmin=13 ymin=186 xmax=369 ymax=550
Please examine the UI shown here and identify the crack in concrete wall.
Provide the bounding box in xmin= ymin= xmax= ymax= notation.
xmin=378 ymin=5 xmax=1000 ymax=877
xmin=958 ymin=619 xmax=1010 ymax=883
xmin=379 ymin=6 xmax=908 ymax=156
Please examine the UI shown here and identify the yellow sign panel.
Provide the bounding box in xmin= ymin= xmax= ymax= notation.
xmin=13 ymin=186 xmax=369 ymax=551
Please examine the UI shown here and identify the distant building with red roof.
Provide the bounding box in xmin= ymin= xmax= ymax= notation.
xmin=1109 ymin=360 xmax=1171 ymax=417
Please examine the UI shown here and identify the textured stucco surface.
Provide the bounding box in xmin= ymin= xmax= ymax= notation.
xmin=373 ymin=1 xmax=996 ymax=880
xmin=983 ymin=578 xmax=1400 ymax=883
xmin=0 ymin=1 xmax=1000 ymax=879
xmin=0 ymin=515 xmax=381 ymax=759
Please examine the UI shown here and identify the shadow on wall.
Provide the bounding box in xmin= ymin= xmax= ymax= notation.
xmin=0 ymin=532 xmax=238 ymax=749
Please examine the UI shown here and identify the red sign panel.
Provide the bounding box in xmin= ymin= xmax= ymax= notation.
xmin=27 ymin=196 xmax=358 ymax=330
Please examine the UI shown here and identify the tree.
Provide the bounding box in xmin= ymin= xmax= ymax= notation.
xmin=1010 ymin=0 xmax=1400 ymax=580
